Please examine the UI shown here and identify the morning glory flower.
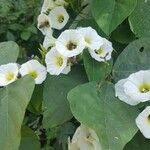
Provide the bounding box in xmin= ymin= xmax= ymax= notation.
xmin=49 ymin=6 xmax=69 ymax=30
xmin=41 ymin=0 xmax=56 ymax=13
xmin=136 ymin=106 xmax=150 ymax=139
xmin=55 ymin=29 xmax=85 ymax=57
xmin=0 ymin=63 xmax=19 ymax=86
xmin=89 ymin=38 xmax=113 ymax=62
xmin=115 ymin=70 xmax=150 ymax=105
xmin=68 ymin=124 xmax=102 ymax=150
xmin=37 ymin=13 xmax=52 ymax=35
xmin=45 ymin=47 xmax=70 ymax=75
xmin=43 ymin=31 xmax=56 ymax=50
xmin=78 ymin=27 xmax=103 ymax=50
xmin=19 ymin=60 xmax=47 ymax=84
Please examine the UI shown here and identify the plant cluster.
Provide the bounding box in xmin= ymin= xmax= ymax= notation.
xmin=0 ymin=0 xmax=150 ymax=150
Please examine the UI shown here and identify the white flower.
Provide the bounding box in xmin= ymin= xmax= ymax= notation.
xmin=0 ymin=63 xmax=19 ymax=86
xmin=54 ymin=0 xmax=68 ymax=6
xmin=89 ymin=38 xmax=113 ymax=62
xmin=61 ymin=65 xmax=71 ymax=74
xmin=136 ymin=106 xmax=150 ymax=139
xmin=19 ymin=60 xmax=47 ymax=84
xmin=45 ymin=47 xmax=69 ymax=75
xmin=78 ymin=27 xmax=103 ymax=50
xmin=115 ymin=79 xmax=140 ymax=106
xmin=37 ymin=13 xmax=52 ymax=35
xmin=41 ymin=0 xmax=68 ymax=13
xmin=43 ymin=32 xmax=56 ymax=50
xmin=41 ymin=0 xmax=56 ymax=13
xmin=49 ymin=6 xmax=69 ymax=30
xmin=68 ymin=124 xmax=102 ymax=150
xmin=115 ymin=70 xmax=150 ymax=105
xmin=55 ymin=29 xmax=85 ymax=57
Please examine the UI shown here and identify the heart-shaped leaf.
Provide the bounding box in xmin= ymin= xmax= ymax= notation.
xmin=43 ymin=66 xmax=87 ymax=128
xmin=0 ymin=41 xmax=19 ymax=65
xmin=113 ymin=38 xmax=150 ymax=82
xmin=129 ymin=0 xmax=150 ymax=38
xmin=83 ymin=50 xmax=112 ymax=82
xmin=68 ymin=82 xmax=139 ymax=150
xmin=0 ymin=76 xmax=35 ymax=150
xmin=92 ymin=0 xmax=137 ymax=35
xmin=19 ymin=126 xmax=40 ymax=150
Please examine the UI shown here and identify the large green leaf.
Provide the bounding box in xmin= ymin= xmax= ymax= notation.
xmin=43 ymin=66 xmax=87 ymax=129
xmin=111 ymin=21 xmax=136 ymax=44
xmin=19 ymin=126 xmax=40 ymax=150
xmin=124 ymin=131 xmax=150 ymax=150
xmin=56 ymin=122 xmax=76 ymax=150
xmin=113 ymin=38 xmax=150 ymax=82
xmin=0 ymin=41 xmax=19 ymax=65
xmin=0 ymin=76 xmax=35 ymax=150
xmin=92 ymin=0 xmax=137 ymax=35
xmin=83 ymin=50 xmax=112 ymax=82
xmin=129 ymin=0 xmax=150 ymax=38
xmin=28 ymin=85 xmax=43 ymax=115
xmin=68 ymin=82 xmax=139 ymax=150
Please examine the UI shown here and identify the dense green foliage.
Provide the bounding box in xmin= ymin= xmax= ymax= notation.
xmin=0 ymin=0 xmax=150 ymax=150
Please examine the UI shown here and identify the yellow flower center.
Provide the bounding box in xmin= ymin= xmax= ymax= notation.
xmin=85 ymin=133 xmax=94 ymax=145
xmin=147 ymin=115 xmax=150 ymax=124
xmin=29 ymin=70 xmax=38 ymax=79
xmin=139 ymin=83 xmax=150 ymax=93
xmin=66 ymin=41 xmax=77 ymax=50
xmin=57 ymin=15 xmax=64 ymax=23
xmin=55 ymin=56 xmax=63 ymax=66
xmin=39 ymin=20 xmax=50 ymax=28
xmin=95 ymin=48 xmax=104 ymax=55
xmin=85 ymin=37 xmax=91 ymax=44
xmin=6 ymin=72 xmax=15 ymax=81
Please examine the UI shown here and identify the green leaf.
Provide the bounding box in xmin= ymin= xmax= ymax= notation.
xmin=0 ymin=76 xmax=35 ymax=150
xmin=111 ymin=20 xmax=136 ymax=44
xmin=28 ymin=85 xmax=43 ymax=114
xmin=21 ymin=31 xmax=31 ymax=41
xmin=57 ymin=122 xmax=76 ymax=150
xmin=111 ymin=40 xmax=127 ymax=60
xmin=92 ymin=0 xmax=137 ymax=35
xmin=43 ymin=65 xmax=87 ymax=128
xmin=129 ymin=0 xmax=150 ymax=38
xmin=124 ymin=131 xmax=150 ymax=150
xmin=83 ymin=50 xmax=112 ymax=82
xmin=27 ymin=26 xmax=37 ymax=34
xmin=113 ymin=38 xmax=150 ymax=82
xmin=0 ymin=41 xmax=19 ymax=65
xmin=19 ymin=126 xmax=40 ymax=150
xmin=68 ymin=82 xmax=139 ymax=150
xmin=6 ymin=31 xmax=16 ymax=41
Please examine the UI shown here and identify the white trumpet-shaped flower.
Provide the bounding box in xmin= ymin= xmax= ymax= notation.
xmin=37 ymin=13 xmax=52 ymax=35
xmin=68 ymin=125 xmax=102 ymax=150
xmin=55 ymin=29 xmax=85 ymax=57
xmin=78 ymin=27 xmax=103 ymax=50
xmin=41 ymin=0 xmax=68 ymax=13
xmin=41 ymin=0 xmax=56 ymax=13
xmin=43 ymin=32 xmax=56 ymax=50
xmin=115 ymin=70 xmax=150 ymax=105
xmin=136 ymin=106 xmax=150 ymax=139
xmin=45 ymin=47 xmax=69 ymax=75
xmin=0 ymin=63 xmax=19 ymax=86
xmin=89 ymin=38 xmax=113 ymax=62
xmin=19 ymin=60 xmax=47 ymax=84
xmin=54 ymin=0 xmax=68 ymax=6
xmin=49 ymin=6 xmax=69 ymax=30
xmin=61 ymin=65 xmax=71 ymax=74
